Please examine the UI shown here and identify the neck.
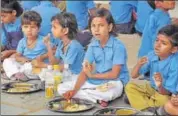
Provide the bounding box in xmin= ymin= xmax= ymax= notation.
xmin=100 ymin=35 xmax=109 ymax=47
xmin=61 ymin=36 xmax=71 ymax=46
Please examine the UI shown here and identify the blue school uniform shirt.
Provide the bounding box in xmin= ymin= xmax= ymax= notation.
xmin=135 ymin=1 xmax=154 ymax=33
xmin=32 ymin=1 xmax=61 ymax=46
xmin=139 ymin=51 xmax=178 ymax=94
xmin=85 ymin=36 xmax=130 ymax=85
xmin=16 ymin=35 xmax=48 ymax=60
xmin=138 ymin=9 xmax=171 ymax=57
xmin=20 ymin=1 xmax=40 ymax=11
xmin=1 ymin=17 xmax=22 ymax=46
xmin=110 ymin=1 xmax=137 ymax=24
xmin=55 ymin=40 xmax=85 ymax=74
xmin=66 ymin=1 xmax=95 ymax=30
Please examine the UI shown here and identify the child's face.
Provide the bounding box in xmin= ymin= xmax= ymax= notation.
xmin=1 ymin=12 xmax=15 ymax=24
xmin=90 ymin=17 xmax=113 ymax=41
xmin=22 ymin=22 xmax=39 ymax=39
xmin=160 ymin=0 xmax=175 ymax=10
xmin=51 ymin=19 xmax=66 ymax=39
xmin=154 ymin=34 xmax=176 ymax=59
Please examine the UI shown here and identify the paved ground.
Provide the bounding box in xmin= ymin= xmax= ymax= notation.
xmin=1 ymin=1 xmax=178 ymax=115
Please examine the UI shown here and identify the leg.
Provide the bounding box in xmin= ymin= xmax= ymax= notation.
xmin=3 ymin=58 xmax=21 ymax=78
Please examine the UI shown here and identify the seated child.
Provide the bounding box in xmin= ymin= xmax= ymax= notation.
xmin=138 ymin=0 xmax=175 ymax=57
xmin=42 ymin=12 xmax=85 ymax=77
xmin=125 ymin=24 xmax=178 ymax=111
xmin=3 ymin=11 xmax=48 ymax=80
xmin=60 ymin=8 xmax=130 ymax=107
xmin=1 ymin=0 xmax=23 ymax=61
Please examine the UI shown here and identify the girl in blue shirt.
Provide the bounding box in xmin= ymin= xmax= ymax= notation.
xmin=43 ymin=12 xmax=85 ymax=75
xmin=3 ymin=11 xmax=48 ymax=80
xmin=61 ymin=8 xmax=129 ymax=107
xmin=1 ymin=0 xmax=23 ymax=61
xmin=126 ymin=25 xmax=178 ymax=111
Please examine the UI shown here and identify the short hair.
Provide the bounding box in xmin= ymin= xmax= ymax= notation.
xmin=158 ymin=25 xmax=178 ymax=47
xmin=21 ymin=11 xmax=42 ymax=28
xmin=88 ymin=8 xmax=117 ymax=36
xmin=1 ymin=0 xmax=23 ymax=17
xmin=51 ymin=12 xmax=78 ymax=39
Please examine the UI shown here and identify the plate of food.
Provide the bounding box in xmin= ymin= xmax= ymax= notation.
xmin=1 ymin=82 xmax=41 ymax=94
xmin=47 ymin=97 xmax=95 ymax=113
xmin=93 ymin=107 xmax=142 ymax=115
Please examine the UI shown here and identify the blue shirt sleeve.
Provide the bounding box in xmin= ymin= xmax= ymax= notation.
xmin=55 ymin=45 xmax=61 ymax=60
xmin=1 ymin=29 xmax=7 ymax=46
xmin=164 ymin=58 xmax=178 ymax=94
xmin=113 ymin=44 xmax=127 ymax=65
xmin=16 ymin=39 xmax=25 ymax=54
xmin=64 ymin=45 xmax=79 ymax=65
xmin=84 ymin=46 xmax=94 ymax=64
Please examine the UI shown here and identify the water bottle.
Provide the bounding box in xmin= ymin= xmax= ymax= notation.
xmin=53 ymin=65 xmax=62 ymax=93
xmin=62 ymin=64 xmax=72 ymax=82
xmin=45 ymin=77 xmax=54 ymax=99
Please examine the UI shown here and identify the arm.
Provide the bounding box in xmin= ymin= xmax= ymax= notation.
xmin=1 ymin=50 xmax=16 ymax=60
xmin=87 ymin=65 xmax=121 ymax=79
xmin=15 ymin=52 xmax=30 ymax=63
xmin=43 ymin=34 xmax=60 ymax=65
xmin=131 ymin=56 xmax=148 ymax=78
xmin=63 ymin=70 xmax=87 ymax=100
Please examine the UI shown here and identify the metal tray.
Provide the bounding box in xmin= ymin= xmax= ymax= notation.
xmin=47 ymin=97 xmax=95 ymax=113
xmin=1 ymin=82 xmax=41 ymax=94
xmin=93 ymin=107 xmax=142 ymax=115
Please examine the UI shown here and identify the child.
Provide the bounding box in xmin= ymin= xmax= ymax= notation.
xmin=110 ymin=1 xmax=137 ymax=34
xmin=1 ymin=0 xmax=23 ymax=61
xmin=135 ymin=0 xmax=155 ymax=36
xmin=125 ymin=25 xmax=178 ymax=111
xmin=138 ymin=0 xmax=175 ymax=57
xmin=3 ymin=11 xmax=48 ymax=80
xmin=43 ymin=12 xmax=85 ymax=76
xmin=60 ymin=8 xmax=129 ymax=107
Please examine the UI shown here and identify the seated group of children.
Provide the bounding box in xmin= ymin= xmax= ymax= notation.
xmin=1 ymin=0 xmax=178 ymax=115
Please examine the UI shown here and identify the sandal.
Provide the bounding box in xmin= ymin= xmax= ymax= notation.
xmin=97 ymin=100 xmax=108 ymax=107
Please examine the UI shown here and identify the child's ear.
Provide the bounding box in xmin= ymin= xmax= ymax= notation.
xmin=12 ymin=10 xmax=17 ymax=16
xmin=171 ymin=46 xmax=178 ymax=54
xmin=63 ymin=27 xmax=69 ymax=35
xmin=108 ymin=23 xmax=113 ymax=32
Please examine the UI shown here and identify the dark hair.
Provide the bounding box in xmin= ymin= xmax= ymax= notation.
xmin=158 ymin=25 xmax=178 ymax=47
xmin=1 ymin=0 xmax=23 ymax=17
xmin=51 ymin=12 xmax=78 ymax=39
xmin=88 ymin=8 xmax=117 ymax=36
xmin=147 ymin=0 xmax=156 ymax=9
xmin=21 ymin=11 xmax=42 ymax=28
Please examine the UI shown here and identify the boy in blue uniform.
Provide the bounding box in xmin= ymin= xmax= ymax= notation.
xmin=60 ymin=8 xmax=129 ymax=107
xmin=138 ymin=0 xmax=175 ymax=57
xmin=43 ymin=12 xmax=85 ymax=76
xmin=3 ymin=11 xmax=48 ymax=80
xmin=125 ymin=25 xmax=178 ymax=111
xmin=66 ymin=1 xmax=96 ymax=47
xmin=1 ymin=0 xmax=23 ymax=61
xmin=135 ymin=1 xmax=155 ymax=35
xmin=110 ymin=1 xmax=137 ymax=34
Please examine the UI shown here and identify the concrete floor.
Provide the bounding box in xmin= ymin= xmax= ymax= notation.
xmin=1 ymin=2 xmax=178 ymax=115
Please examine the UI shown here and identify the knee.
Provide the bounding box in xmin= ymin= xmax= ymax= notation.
xmin=125 ymin=82 xmax=135 ymax=93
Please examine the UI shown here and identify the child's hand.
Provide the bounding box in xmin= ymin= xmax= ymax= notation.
xmin=83 ymin=60 xmax=93 ymax=77
xmin=36 ymin=55 xmax=43 ymax=62
xmin=63 ymin=90 xmax=77 ymax=100
xmin=171 ymin=94 xmax=178 ymax=106
xmin=137 ymin=56 xmax=148 ymax=67
xmin=21 ymin=58 xmax=30 ymax=64
xmin=43 ymin=33 xmax=51 ymax=48
xmin=153 ymin=72 xmax=162 ymax=87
